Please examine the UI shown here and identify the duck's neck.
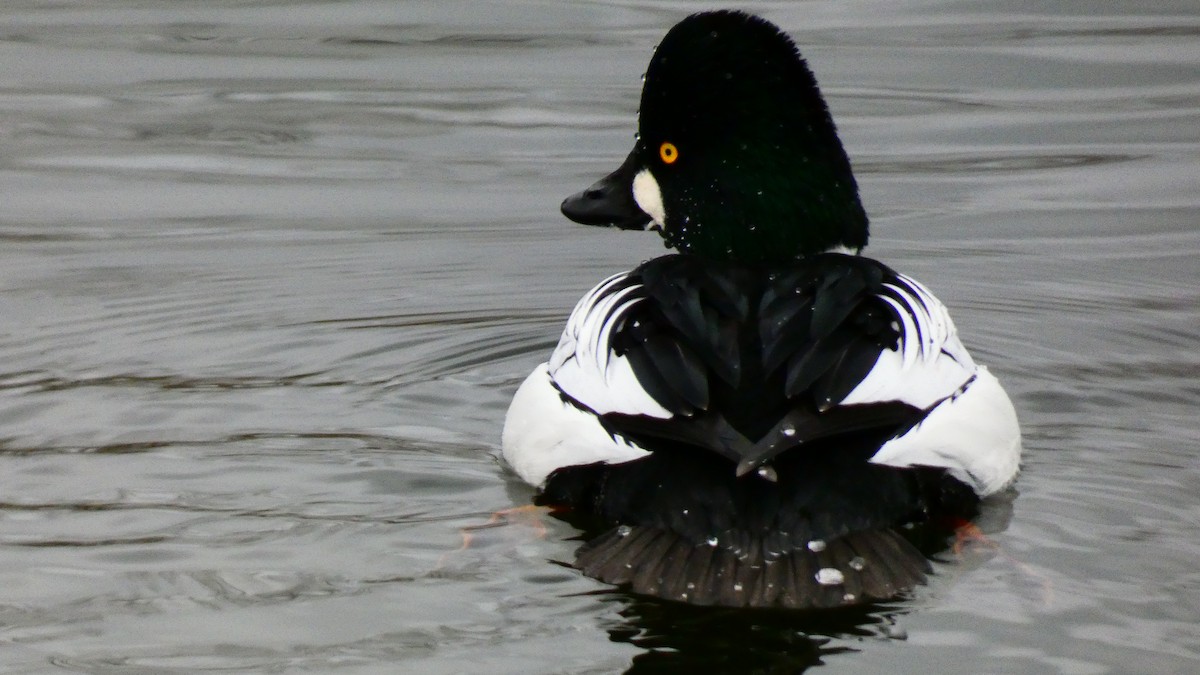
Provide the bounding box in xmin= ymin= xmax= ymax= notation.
xmin=660 ymin=212 xmax=869 ymax=263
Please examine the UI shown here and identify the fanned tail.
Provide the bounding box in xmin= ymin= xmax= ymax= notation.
xmin=575 ymin=525 xmax=930 ymax=609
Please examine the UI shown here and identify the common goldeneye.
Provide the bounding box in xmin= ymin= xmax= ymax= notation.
xmin=502 ymin=10 xmax=1021 ymax=609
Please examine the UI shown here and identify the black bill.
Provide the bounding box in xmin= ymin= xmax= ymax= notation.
xmin=560 ymin=148 xmax=651 ymax=230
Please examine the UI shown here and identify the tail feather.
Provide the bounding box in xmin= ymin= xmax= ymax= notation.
xmin=853 ymin=528 xmax=929 ymax=592
xmin=682 ymin=543 xmax=722 ymax=605
xmin=584 ymin=526 xmax=649 ymax=585
xmin=576 ymin=525 xmax=931 ymax=609
xmin=849 ymin=532 xmax=899 ymax=598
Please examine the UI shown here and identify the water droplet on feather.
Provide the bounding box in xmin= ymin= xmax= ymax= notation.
xmin=816 ymin=568 xmax=844 ymax=586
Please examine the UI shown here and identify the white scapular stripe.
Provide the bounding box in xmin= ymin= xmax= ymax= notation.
xmin=839 ymin=274 xmax=975 ymax=411
xmin=502 ymin=364 xmax=650 ymax=486
xmin=842 ymin=273 xmax=1021 ymax=495
xmin=869 ymin=367 xmax=1022 ymax=496
xmin=547 ymin=273 xmax=672 ymax=418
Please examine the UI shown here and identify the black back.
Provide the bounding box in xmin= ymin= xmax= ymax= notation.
xmin=592 ymin=252 xmax=922 ymax=476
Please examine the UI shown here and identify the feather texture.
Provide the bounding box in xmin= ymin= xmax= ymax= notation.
xmin=502 ymin=252 xmax=1021 ymax=607
xmin=545 ymin=254 xmax=969 ymax=466
xmin=505 ymin=252 xmax=1018 ymax=493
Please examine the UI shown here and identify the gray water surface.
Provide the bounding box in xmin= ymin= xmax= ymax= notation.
xmin=1 ymin=1 xmax=1197 ymax=673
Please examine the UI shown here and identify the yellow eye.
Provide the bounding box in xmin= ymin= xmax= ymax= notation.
xmin=659 ymin=142 xmax=679 ymax=164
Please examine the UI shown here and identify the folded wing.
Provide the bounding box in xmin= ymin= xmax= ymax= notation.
xmin=546 ymin=254 xmax=981 ymax=477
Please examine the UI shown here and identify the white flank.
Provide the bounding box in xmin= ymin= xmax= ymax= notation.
xmin=502 ymin=364 xmax=650 ymax=486
xmin=838 ymin=272 xmax=1021 ymax=495
xmin=632 ymin=169 xmax=666 ymax=227
xmin=869 ymin=367 xmax=1022 ymax=496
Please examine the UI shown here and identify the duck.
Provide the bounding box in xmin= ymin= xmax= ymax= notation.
xmin=501 ymin=10 xmax=1021 ymax=609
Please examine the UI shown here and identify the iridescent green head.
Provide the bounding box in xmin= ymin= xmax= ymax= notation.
xmin=562 ymin=11 xmax=869 ymax=262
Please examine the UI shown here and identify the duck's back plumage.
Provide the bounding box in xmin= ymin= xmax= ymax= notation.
xmin=549 ymin=253 xmax=973 ymax=473
xmin=502 ymin=253 xmax=1020 ymax=608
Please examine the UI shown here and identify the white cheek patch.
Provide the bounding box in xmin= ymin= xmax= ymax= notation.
xmin=632 ymin=169 xmax=666 ymax=228
xmin=824 ymin=244 xmax=862 ymax=256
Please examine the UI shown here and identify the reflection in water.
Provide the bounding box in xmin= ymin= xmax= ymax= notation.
xmin=610 ymin=596 xmax=903 ymax=674
xmin=585 ymin=492 xmax=1016 ymax=673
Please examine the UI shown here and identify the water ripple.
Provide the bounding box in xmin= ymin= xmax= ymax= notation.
xmin=0 ymin=2 xmax=1197 ymax=673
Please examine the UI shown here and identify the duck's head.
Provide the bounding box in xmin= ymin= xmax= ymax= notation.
xmin=561 ymin=11 xmax=869 ymax=263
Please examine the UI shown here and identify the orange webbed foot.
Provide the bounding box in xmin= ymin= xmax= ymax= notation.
xmin=951 ymin=519 xmax=1000 ymax=556
xmin=436 ymin=504 xmax=561 ymax=570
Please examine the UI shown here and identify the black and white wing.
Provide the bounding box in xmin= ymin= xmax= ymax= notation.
xmin=528 ymin=253 xmax=1018 ymax=495
xmin=833 ymin=272 xmax=975 ymax=409
xmin=546 ymin=271 xmax=675 ymax=419
xmin=501 ymin=270 xmax=665 ymax=487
